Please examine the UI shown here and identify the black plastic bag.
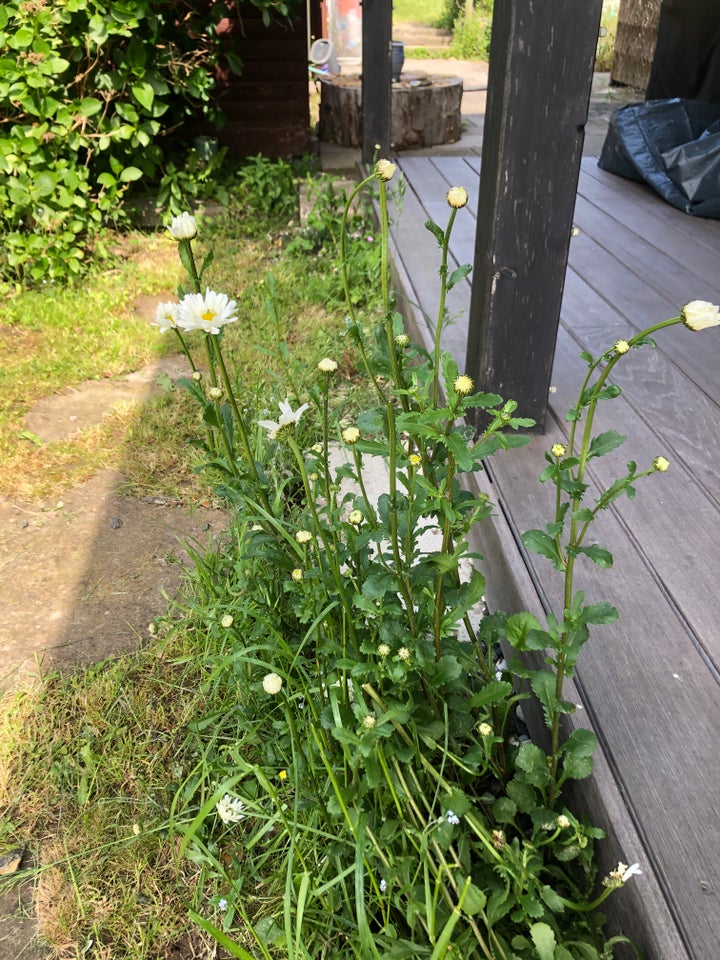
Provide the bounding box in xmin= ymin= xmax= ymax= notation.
xmin=598 ymin=98 xmax=720 ymax=217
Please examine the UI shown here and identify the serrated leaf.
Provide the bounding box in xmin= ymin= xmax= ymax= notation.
xmin=582 ymin=601 xmax=618 ymax=625
xmin=575 ymin=543 xmax=613 ymax=568
xmin=530 ymin=922 xmax=557 ymax=960
xmin=424 ymin=218 xmax=445 ymax=247
xmin=515 ymin=742 xmax=551 ymax=789
xmin=522 ymin=529 xmax=564 ymax=570
xmin=588 ymin=429 xmax=626 ymax=459
xmin=447 ymin=262 xmax=472 ymax=290
xmin=530 ymin=670 xmax=557 ymax=730
xmin=462 ymin=881 xmax=487 ymax=915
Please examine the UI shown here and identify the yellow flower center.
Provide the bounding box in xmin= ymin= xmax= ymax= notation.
xmin=201 ymin=310 xmax=216 ymax=324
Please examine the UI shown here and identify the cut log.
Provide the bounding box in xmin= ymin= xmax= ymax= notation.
xmin=318 ymin=73 xmax=463 ymax=150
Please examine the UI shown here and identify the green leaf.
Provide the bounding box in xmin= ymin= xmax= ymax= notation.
xmin=492 ymin=796 xmax=516 ymax=823
xmin=515 ymin=742 xmax=551 ymax=789
xmin=462 ymin=881 xmax=487 ymax=915
xmin=506 ymin=611 xmax=543 ymax=648
xmin=119 ymin=166 xmax=143 ymax=182
xmin=575 ymin=544 xmax=613 ymax=568
xmin=76 ymin=97 xmax=102 ymax=117
xmin=447 ymin=262 xmax=472 ymax=290
xmin=131 ymin=80 xmax=155 ymax=111
xmin=588 ymin=429 xmax=626 ymax=460
xmin=424 ymin=218 xmax=445 ymax=247
xmin=582 ymin=601 xmax=618 ymax=625
xmin=522 ymin=529 xmax=564 ymax=570
xmin=530 ymin=922 xmax=557 ymax=960
xmin=530 ymin=670 xmax=557 ymax=729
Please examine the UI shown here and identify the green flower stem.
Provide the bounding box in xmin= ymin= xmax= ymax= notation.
xmin=287 ymin=436 xmax=357 ymax=649
xmin=340 ymin=175 xmax=387 ymax=402
xmin=431 ymin=207 xmax=458 ymax=408
xmin=171 ymin=327 xmax=198 ymax=373
xmin=386 ymin=403 xmax=417 ymax=634
xmin=180 ymin=237 xmax=202 ymax=293
xmin=351 ymin=446 xmax=378 ymax=530
xmin=432 ymin=457 xmax=457 ymax=661
xmin=377 ymin=179 xmax=410 ymax=414
xmin=320 ymin=375 xmax=333 ymax=507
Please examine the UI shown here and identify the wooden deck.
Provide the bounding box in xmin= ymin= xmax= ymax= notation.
xmin=388 ymin=156 xmax=720 ymax=960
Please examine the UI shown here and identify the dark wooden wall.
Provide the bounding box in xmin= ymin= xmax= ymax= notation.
xmin=210 ymin=4 xmax=310 ymax=157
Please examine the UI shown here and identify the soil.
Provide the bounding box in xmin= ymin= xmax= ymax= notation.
xmin=0 ymin=352 xmax=229 ymax=958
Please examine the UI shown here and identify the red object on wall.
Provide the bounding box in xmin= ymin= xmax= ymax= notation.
xmin=208 ymin=4 xmax=311 ymax=158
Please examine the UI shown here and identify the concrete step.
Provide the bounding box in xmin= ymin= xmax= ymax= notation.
xmin=393 ymin=21 xmax=452 ymax=48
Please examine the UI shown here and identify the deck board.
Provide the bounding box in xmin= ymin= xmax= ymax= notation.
xmin=390 ymin=155 xmax=720 ymax=960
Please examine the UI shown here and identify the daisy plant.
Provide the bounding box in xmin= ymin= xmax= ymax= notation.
xmin=151 ymin=174 xmax=717 ymax=960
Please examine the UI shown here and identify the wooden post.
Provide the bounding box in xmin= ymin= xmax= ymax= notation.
xmin=361 ymin=0 xmax=392 ymax=164
xmin=464 ymin=0 xmax=603 ymax=431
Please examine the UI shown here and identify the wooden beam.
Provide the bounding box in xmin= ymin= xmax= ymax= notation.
xmin=361 ymin=0 xmax=392 ymax=164
xmin=465 ymin=0 xmax=603 ymax=431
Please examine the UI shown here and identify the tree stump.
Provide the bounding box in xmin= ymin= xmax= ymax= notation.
xmin=318 ymin=73 xmax=463 ymax=149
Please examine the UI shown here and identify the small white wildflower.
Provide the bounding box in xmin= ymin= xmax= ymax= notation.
xmin=318 ymin=357 xmax=338 ymax=373
xmin=398 ymin=647 xmax=410 ymax=661
xmin=557 ymin=814 xmax=571 ymax=830
xmin=221 ymin=614 xmax=234 ymax=628
xmin=152 ymin=300 xmax=179 ymax=332
xmin=132 ymin=823 xmax=141 ymax=836
xmin=291 ymin=568 xmax=303 ymax=581
xmin=216 ymin=793 xmax=245 ymax=823
xmin=378 ymin=643 xmax=391 ymax=657
xmin=446 ymin=810 xmax=460 ymax=825
xmin=262 ymin=672 xmax=283 ymax=695
xmin=296 ymin=529 xmax=312 ymax=543
xmin=169 ymin=211 xmax=197 ymax=240
xmin=478 ymin=722 xmax=493 ymax=737
xmin=379 ymin=878 xmax=387 ymax=893
xmin=362 ymin=715 xmax=376 ymax=730
xmin=209 ymin=386 xmax=223 ymax=400
xmin=348 ymin=509 xmax=363 ymax=525
xmin=258 ymin=399 xmax=310 ymax=440
xmin=551 ymin=443 xmax=567 ymax=458
xmin=192 ymin=370 xmax=202 ymax=382
xmin=342 ymin=426 xmax=360 ymax=444
xmin=218 ymin=898 xmax=228 ymax=911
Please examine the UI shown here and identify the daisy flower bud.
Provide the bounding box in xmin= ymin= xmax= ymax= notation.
xmin=551 ymin=443 xmax=566 ymax=458
xmin=681 ymin=300 xmax=720 ymax=331
xmin=453 ymin=374 xmax=474 ymax=395
xmin=318 ymin=357 xmax=338 ymax=373
xmin=221 ymin=614 xmax=234 ymax=628
xmin=262 ymin=672 xmax=283 ymax=695
xmin=209 ymin=386 xmax=223 ymax=400
xmin=295 ymin=529 xmax=312 ymax=543
xmin=342 ymin=426 xmax=360 ymax=444
xmin=653 ymin=455 xmax=670 ymax=472
xmin=362 ymin=715 xmax=376 ymax=730
xmin=348 ymin=510 xmax=363 ymax=525
xmin=375 ymin=159 xmax=396 ymax=181
xmin=169 ymin=211 xmax=197 ymax=240
xmin=446 ymin=186 xmax=468 ymax=209
xmin=614 ymin=339 xmax=630 ymax=355
xmin=291 ymin=568 xmax=303 ymax=581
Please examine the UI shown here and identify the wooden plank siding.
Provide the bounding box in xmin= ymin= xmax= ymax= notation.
xmin=387 ymin=155 xmax=720 ymax=960
xmin=208 ymin=5 xmax=310 ymax=157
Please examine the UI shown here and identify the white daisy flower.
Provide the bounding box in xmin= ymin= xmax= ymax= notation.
xmin=169 ymin=211 xmax=198 ymax=240
xmin=152 ymin=300 xmax=179 ymax=332
xmin=258 ymin=399 xmax=309 ymax=440
xmin=177 ymin=289 xmax=238 ymax=335
xmin=216 ymin=793 xmax=245 ymax=823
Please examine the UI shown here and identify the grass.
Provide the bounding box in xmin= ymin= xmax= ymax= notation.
xmin=392 ymin=0 xmax=445 ymax=26
xmin=0 ymin=164 xmax=383 ymax=957
xmin=0 ymin=172 xmax=377 ymax=502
